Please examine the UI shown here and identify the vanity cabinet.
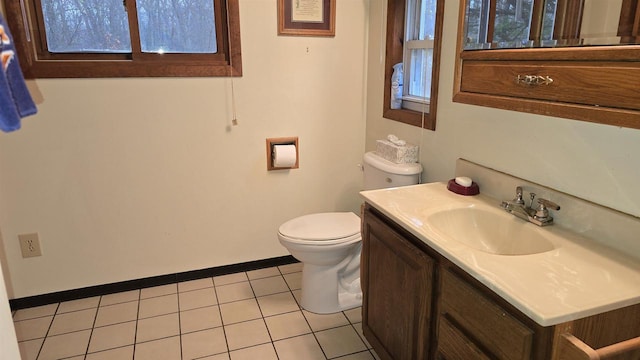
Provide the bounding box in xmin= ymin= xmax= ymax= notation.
xmin=362 ymin=204 xmax=640 ymax=360
xmin=361 ymin=205 xmax=436 ymax=359
xmin=437 ymin=267 xmax=537 ymax=359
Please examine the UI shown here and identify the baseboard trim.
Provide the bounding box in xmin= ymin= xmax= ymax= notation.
xmin=9 ymin=255 xmax=298 ymax=311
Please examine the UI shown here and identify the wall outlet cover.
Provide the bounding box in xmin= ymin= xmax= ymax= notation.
xmin=19 ymin=233 xmax=42 ymax=258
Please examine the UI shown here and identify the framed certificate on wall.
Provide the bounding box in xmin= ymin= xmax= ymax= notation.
xmin=277 ymin=0 xmax=336 ymax=37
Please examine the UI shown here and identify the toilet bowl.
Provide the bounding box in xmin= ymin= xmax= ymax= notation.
xmin=278 ymin=212 xmax=362 ymax=314
xmin=277 ymin=151 xmax=422 ymax=314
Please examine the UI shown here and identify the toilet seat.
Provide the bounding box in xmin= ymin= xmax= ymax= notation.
xmin=278 ymin=212 xmax=361 ymax=246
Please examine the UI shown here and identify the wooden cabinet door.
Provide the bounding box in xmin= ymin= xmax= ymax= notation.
xmin=438 ymin=268 xmax=534 ymax=360
xmin=435 ymin=316 xmax=492 ymax=360
xmin=362 ymin=209 xmax=435 ymax=360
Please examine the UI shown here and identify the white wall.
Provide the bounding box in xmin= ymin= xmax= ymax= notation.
xmin=0 ymin=0 xmax=369 ymax=299
xmin=366 ymin=0 xmax=640 ymax=218
xmin=0 ymin=261 xmax=20 ymax=360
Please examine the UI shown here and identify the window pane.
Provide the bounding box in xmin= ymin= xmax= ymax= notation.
xmin=41 ymin=0 xmax=132 ymax=53
xmin=407 ymin=0 xmax=437 ymax=41
xmin=404 ymin=0 xmax=436 ymax=101
xmin=136 ymin=0 xmax=217 ymax=54
xmin=418 ymin=0 xmax=437 ymax=40
xmin=407 ymin=49 xmax=433 ymax=99
xmin=494 ymin=0 xmax=535 ymax=47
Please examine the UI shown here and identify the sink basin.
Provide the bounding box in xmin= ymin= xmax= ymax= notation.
xmin=427 ymin=207 xmax=557 ymax=255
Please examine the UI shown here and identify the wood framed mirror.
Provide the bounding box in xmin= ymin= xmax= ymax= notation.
xmin=453 ymin=0 xmax=640 ymax=130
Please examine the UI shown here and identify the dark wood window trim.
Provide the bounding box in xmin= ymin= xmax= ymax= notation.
xmin=4 ymin=0 xmax=242 ymax=78
xmin=382 ymin=0 xmax=443 ymax=131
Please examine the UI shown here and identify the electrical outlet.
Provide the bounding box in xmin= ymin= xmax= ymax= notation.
xmin=19 ymin=233 xmax=42 ymax=258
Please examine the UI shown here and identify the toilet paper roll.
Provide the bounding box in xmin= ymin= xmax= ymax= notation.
xmin=273 ymin=144 xmax=297 ymax=167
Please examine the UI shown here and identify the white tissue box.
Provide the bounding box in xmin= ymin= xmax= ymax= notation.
xmin=376 ymin=140 xmax=419 ymax=164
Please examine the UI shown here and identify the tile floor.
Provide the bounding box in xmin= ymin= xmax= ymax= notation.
xmin=12 ymin=263 xmax=379 ymax=360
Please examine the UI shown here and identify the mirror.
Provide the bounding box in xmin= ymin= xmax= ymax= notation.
xmin=454 ymin=0 xmax=640 ymax=129
xmin=462 ymin=0 xmax=640 ymax=50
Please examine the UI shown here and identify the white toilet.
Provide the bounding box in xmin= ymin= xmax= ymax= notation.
xmin=277 ymin=151 xmax=422 ymax=314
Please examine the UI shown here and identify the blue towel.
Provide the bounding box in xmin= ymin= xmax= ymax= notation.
xmin=0 ymin=14 xmax=36 ymax=132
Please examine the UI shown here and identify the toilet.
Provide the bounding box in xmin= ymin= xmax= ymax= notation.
xmin=277 ymin=151 xmax=422 ymax=314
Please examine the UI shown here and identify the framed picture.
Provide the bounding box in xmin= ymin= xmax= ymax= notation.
xmin=277 ymin=0 xmax=336 ymax=37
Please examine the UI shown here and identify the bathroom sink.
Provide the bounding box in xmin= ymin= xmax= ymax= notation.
xmin=427 ymin=207 xmax=557 ymax=255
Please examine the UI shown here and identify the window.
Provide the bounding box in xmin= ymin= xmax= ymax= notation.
xmin=5 ymin=0 xmax=242 ymax=78
xmin=383 ymin=0 xmax=443 ymax=130
xmin=402 ymin=0 xmax=437 ymax=112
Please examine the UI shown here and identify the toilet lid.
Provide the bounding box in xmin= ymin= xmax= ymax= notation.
xmin=278 ymin=212 xmax=361 ymax=241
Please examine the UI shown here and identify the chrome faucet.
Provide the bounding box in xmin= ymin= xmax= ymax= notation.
xmin=500 ymin=186 xmax=560 ymax=226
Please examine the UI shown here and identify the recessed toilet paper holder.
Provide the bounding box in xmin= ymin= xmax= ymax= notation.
xmin=266 ymin=137 xmax=299 ymax=171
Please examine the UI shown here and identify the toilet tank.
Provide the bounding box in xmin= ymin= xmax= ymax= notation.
xmin=363 ymin=151 xmax=422 ymax=190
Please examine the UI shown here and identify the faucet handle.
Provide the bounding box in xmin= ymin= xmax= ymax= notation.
xmin=534 ymin=198 xmax=560 ymax=220
xmin=538 ymin=198 xmax=560 ymax=211
xmin=513 ymin=186 xmax=525 ymax=205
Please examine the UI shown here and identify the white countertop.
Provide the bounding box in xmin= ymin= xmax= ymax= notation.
xmin=360 ymin=182 xmax=640 ymax=327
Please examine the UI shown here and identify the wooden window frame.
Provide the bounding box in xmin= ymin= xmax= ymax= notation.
xmin=4 ymin=0 xmax=242 ymax=78
xmin=383 ymin=0 xmax=444 ymax=131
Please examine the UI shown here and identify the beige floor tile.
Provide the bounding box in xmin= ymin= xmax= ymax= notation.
xmin=49 ymin=308 xmax=97 ymax=335
xmin=58 ymin=296 xmax=100 ymax=314
xmin=180 ymin=305 xmax=222 ymax=333
xmin=17 ymin=338 xmax=44 ymax=360
xmin=224 ymin=319 xmax=271 ymax=351
xmin=230 ymin=343 xmax=278 ymax=360
xmin=292 ymin=289 xmax=302 ymax=305
xmin=214 ymin=272 xmax=248 ymax=286
xmin=216 ymin=281 xmax=254 ymax=304
xmin=247 ymin=267 xmax=280 ymax=280
xmin=12 ymin=303 xmax=57 ymax=321
xmin=274 ymin=334 xmax=326 ymax=360
xmin=14 ymin=267 xmax=377 ymax=360
xmin=200 ymin=352 xmax=230 ymax=360
xmin=283 ymin=272 xmax=302 ymax=290
xmin=38 ymin=329 xmax=91 ymax=360
xmin=315 ymin=324 xmax=367 ymax=359
xmin=264 ymin=311 xmax=311 ymax=341
xmin=303 ymin=309 xmax=349 ymax=332
xmin=140 ymin=284 xmax=177 ymax=299
xmin=137 ymin=312 xmax=180 ymax=342
xmin=88 ymin=321 xmax=136 ymax=353
xmin=278 ymin=262 xmax=303 ymax=274
xmin=250 ymin=276 xmax=289 ymax=297
xmin=86 ymin=345 xmax=134 ymax=360
xmin=13 ymin=316 xmax=53 ymax=341
xmin=138 ymin=293 xmax=178 ymax=319
xmin=179 ymin=287 xmax=217 ymax=311
xmin=257 ymin=292 xmax=299 ymax=317
xmin=101 ymin=290 xmax=139 ymax=306
xmin=343 ymin=307 xmax=363 ymax=324
xmin=178 ymin=277 xmax=214 ymax=292
xmin=352 ymin=322 xmax=372 ymax=348
xmin=181 ymin=327 xmax=228 ymax=359
xmin=219 ymin=298 xmax=262 ymax=325
xmin=134 ymin=336 xmax=181 ymax=360
xmin=336 ymin=351 xmax=375 ymax=360
xmin=95 ymin=301 xmax=138 ymax=327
